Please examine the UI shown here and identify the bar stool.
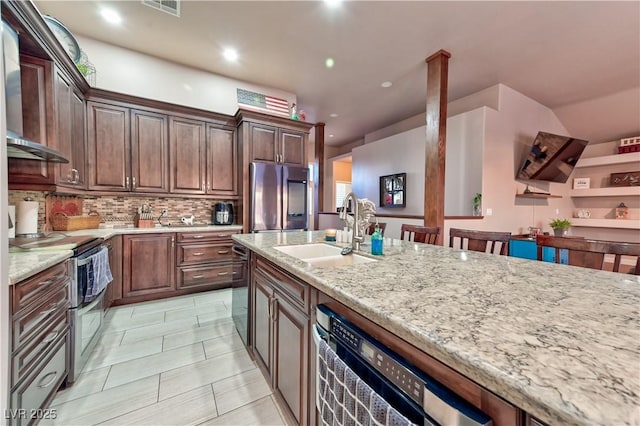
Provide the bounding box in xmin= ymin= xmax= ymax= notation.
xmin=449 ymin=228 xmax=511 ymax=255
xmin=400 ymin=224 xmax=440 ymax=245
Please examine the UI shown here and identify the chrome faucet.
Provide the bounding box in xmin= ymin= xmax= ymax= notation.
xmin=340 ymin=192 xmax=364 ymax=251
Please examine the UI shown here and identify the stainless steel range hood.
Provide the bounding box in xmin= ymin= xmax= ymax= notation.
xmin=2 ymin=19 xmax=69 ymax=163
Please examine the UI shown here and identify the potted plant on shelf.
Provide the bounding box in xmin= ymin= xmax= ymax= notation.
xmin=549 ymin=218 xmax=571 ymax=237
xmin=472 ymin=193 xmax=482 ymax=216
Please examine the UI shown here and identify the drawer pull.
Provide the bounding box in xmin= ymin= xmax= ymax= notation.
xmin=217 ymin=271 xmax=229 ymax=276
xmin=38 ymin=279 xmax=54 ymax=287
xmin=192 ymin=275 xmax=205 ymax=279
xmin=42 ymin=330 xmax=60 ymax=344
xmin=192 ymin=235 xmax=205 ymax=239
xmin=37 ymin=371 xmax=59 ymax=388
xmin=217 ymin=250 xmax=230 ymax=255
xmin=40 ymin=303 xmax=59 ymax=318
xmin=193 ymin=252 xmax=204 ymax=256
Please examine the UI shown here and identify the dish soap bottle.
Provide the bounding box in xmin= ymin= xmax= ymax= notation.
xmin=371 ymin=224 xmax=383 ymax=256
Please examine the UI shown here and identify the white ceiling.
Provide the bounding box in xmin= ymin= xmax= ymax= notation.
xmin=34 ymin=1 xmax=640 ymax=146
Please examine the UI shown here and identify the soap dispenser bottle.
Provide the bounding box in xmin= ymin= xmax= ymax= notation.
xmin=371 ymin=223 xmax=383 ymax=256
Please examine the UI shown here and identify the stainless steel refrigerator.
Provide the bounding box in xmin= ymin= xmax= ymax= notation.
xmin=250 ymin=162 xmax=309 ymax=232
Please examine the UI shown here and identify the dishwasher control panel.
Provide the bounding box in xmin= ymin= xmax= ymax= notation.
xmin=331 ymin=319 xmax=425 ymax=406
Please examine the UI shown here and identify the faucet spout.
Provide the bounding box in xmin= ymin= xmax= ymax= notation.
xmin=340 ymin=192 xmax=364 ymax=251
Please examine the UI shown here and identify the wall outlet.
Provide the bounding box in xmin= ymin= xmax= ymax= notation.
xmin=486 ymin=208 xmax=493 ymax=216
xmin=555 ymin=208 xmax=560 ymax=215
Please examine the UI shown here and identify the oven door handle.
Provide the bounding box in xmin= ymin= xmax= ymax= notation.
xmin=78 ymin=290 xmax=105 ymax=315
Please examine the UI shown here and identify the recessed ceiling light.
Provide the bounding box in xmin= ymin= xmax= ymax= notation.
xmin=329 ymin=134 xmax=335 ymax=138
xmin=381 ymin=81 xmax=392 ymax=88
xmin=223 ymin=48 xmax=239 ymax=62
xmin=325 ymin=58 xmax=335 ymax=68
xmin=329 ymin=113 xmax=339 ymax=118
xmin=324 ymin=0 xmax=342 ymax=8
xmin=100 ymin=8 xmax=122 ymax=25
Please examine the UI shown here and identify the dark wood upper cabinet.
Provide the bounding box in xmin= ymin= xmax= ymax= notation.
xmin=87 ymin=102 xmax=129 ymax=191
xmin=132 ymin=110 xmax=169 ymax=193
xmin=55 ymin=69 xmax=86 ymax=189
xmin=122 ymin=233 xmax=176 ymax=299
xmin=169 ymin=117 xmax=206 ymax=194
xmin=206 ymin=125 xmax=237 ymax=196
xmin=8 ymin=55 xmax=55 ymax=186
xmin=250 ymin=124 xmax=278 ymax=163
xmin=280 ymin=130 xmax=305 ymax=167
xmin=248 ymin=122 xmax=307 ymax=168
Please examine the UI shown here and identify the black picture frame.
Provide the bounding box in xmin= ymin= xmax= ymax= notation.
xmin=379 ymin=173 xmax=406 ymax=208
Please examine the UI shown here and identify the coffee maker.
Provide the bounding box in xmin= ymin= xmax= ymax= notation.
xmin=213 ymin=202 xmax=234 ymax=225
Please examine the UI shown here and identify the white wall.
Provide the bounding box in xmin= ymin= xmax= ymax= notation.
xmin=77 ymin=35 xmax=296 ymax=115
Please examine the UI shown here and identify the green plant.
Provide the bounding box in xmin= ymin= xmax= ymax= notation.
xmin=76 ymin=63 xmax=89 ymax=76
xmin=473 ymin=193 xmax=482 ymax=209
xmin=549 ymin=218 xmax=571 ymax=229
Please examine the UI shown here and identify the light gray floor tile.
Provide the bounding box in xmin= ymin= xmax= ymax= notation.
xmin=52 ymin=367 xmax=110 ymax=405
xmin=96 ymin=330 xmax=125 ymax=348
xmin=198 ymin=312 xmax=235 ymax=328
xmin=212 ymin=368 xmax=272 ymax=415
xmin=164 ymin=302 xmax=227 ymax=322
xmin=194 ymin=289 xmax=232 ymax=306
xmin=84 ymin=336 xmax=163 ymax=372
xmin=104 ymin=306 xmax=133 ymax=322
xmin=45 ymin=375 xmax=159 ymax=426
xmin=131 ymin=295 xmax=196 ymax=316
xmin=159 ymin=348 xmax=254 ymax=401
xmin=102 ymin=310 xmax=165 ymax=334
xmin=198 ymin=395 xmax=285 ymax=426
xmin=99 ymin=385 xmax=218 ymax=426
xmin=163 ymin=321 xmax=235 ymax=351
xmin=202 ymin=331 xmax=245 ymax=359
xmin=104 ymin=342 xmax=206 ymax=389
xmin=120 ymin=317 xmax=199 ymax=345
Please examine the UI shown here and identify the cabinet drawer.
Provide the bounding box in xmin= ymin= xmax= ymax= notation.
xmin=10 ymin=335 xmax=67 ymax=426
xmin=12 ymin=309 xmax=68 ymax=386
xmin=13 ymin=286 xmax=68 ymax=351
xmin=177 ymin=263 xmax=233 ymax=289
xmin=12 ymin=262 xmax=69 ymax=314
xmin=256 ymin=257 xmax=309 ymax=313
xmin=177 ymin=230 xmax=238 ymax=242
xmin=177 ymin=243 xmax=233 ymax=265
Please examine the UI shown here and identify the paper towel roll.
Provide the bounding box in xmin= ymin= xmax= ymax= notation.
xmin=16 ymin=200 xmax=39 ymax=235
xmin=8 ymin=205 xmax=16 ymax=239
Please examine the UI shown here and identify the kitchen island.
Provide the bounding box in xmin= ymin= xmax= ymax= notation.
xmin=233 ymin=231 xmax=640 ymax=426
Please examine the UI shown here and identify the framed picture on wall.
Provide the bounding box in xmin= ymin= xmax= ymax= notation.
xmin=380 ymin=173 xmax=406 ymax=208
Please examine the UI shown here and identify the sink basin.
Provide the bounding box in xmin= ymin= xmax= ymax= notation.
xmin=273 ymin=243 xmax=377 ymax=268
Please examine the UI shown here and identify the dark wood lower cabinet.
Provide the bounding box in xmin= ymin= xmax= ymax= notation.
xmin=122 ymin=233 xmax=176 ymax=299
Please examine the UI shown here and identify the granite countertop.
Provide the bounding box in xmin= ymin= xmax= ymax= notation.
xmin=8 ymin=224 xmax=243 ymax=285
xmin=232 ymin=231 xmax=640 ymax=426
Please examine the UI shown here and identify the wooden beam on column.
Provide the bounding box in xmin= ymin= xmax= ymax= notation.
xmin=313 ymin=122 xmax=325 ymax=230
xmin=424 ymin=49 xmax=451 ymax=245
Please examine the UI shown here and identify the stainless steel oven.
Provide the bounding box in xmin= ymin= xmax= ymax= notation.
xmin=67 ymin=239 xmax=111 ymax=383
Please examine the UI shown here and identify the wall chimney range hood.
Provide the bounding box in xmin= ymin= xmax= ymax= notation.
xmin=2 ymin=19 xmax=69 ymax=163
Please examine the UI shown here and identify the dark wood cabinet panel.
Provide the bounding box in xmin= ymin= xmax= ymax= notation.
xmin=274 ymin=294 xmax=308 ymax=424
xmin=71 ymin=89 xmax=86 ymax=187
xmin=170 ymin=117 xmax=206 ymax=194
xmin=105 ymin=235 xmax=123 ymax=307
xmin=177 ymin=263 xmax=233 ymax=290
xmin=55 ymin=69 xmax=86 ymax=188
xmin=122 ymin=233 xmax=175 ymax=298
xmin=132 ymin=110 xmax=169 ymax=193
xmin=250 ymin=124 xmax=277 ymax=163
xmin=206 ymin=125 xmax=237 ymax=196
xmin=253 ymin=273 xmax=273 ymax=375
xmin=8 ymin=55 xmax=54 ymax=185
xmin=87 ymin=102 xmax=130 ymax=191
xmin=280 ymin=130 xmax=306 ymax=167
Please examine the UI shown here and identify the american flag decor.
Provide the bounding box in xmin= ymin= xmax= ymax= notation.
xmin=237 ymin=88 xmax=290 ymax=117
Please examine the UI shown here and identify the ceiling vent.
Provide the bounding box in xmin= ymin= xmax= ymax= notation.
xmin=142 ymin=0 xmax=180 ymax=17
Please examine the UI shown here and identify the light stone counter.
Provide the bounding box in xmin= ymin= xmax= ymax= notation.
xmin=233 ymin=231 xmax=640 ymax=426
xmin=8 ymin=224 xmax=243 ymax=285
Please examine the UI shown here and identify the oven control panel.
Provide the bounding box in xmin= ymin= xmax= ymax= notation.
xmin=331 ymin=319 xmax=425 ymax=406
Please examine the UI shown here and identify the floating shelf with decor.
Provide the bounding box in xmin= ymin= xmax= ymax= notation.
xmin=571 ymin=186 xmax=640 ymax=197
xmin=515 ymin=193 xmax=562 ymax=199
xmin=574 ymin=151 xmax=640 ymax=168
xmin=571 ymin=218 xmax=640 ymax=230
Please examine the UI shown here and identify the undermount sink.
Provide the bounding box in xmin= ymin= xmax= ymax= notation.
xmin=274 ymin=243 xmax=377 ymax=268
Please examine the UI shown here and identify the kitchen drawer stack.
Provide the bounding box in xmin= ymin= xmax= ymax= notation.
xmin=176 ymin=230 xmax=239 ymax=290
xmin=9 ymin=261 xmax=71 ymax=426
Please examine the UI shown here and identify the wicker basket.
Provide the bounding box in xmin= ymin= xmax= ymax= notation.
xmin=52 ymin=211 xmax=102 ymax=231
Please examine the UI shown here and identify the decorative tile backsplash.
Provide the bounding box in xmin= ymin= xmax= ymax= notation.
xmin=9 ymin=190 xmax=235 ymax=231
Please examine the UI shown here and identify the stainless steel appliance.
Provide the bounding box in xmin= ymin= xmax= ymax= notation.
xmin=2 ymin=19 xmax=68 ymax=163
xmin=250 ymin=162 xmax=308 ymax=232
xmin=213 ymin=202 xmax=234 ymax=225
xmin=231 ymin=244 xmax=250 ymax=345
xmin=67 ymin=238 xmax=112 ymax=383
xmin=314 ymin=305 xmax=492 ymax=426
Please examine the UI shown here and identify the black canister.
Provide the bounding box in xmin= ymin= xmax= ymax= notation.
xmin=213 ymin=202 xmax=234 ymax=225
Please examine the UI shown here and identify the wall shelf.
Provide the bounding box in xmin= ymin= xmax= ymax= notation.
xmin=571 ymin=186 xmax=640 ymax=197
xmin=571 ymin=218 xmax=640 ymax=230
xmin=575 ymin=152 xmax=640 ymax=168
xmin=515 ymin=193 xmax=562 ymax=199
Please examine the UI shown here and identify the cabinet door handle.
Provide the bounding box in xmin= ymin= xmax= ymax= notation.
xmin=217 ymin=250 xmax=230 ymax=255
xmin=272 ymin=298 xmax=279 ymax=322
xmin=171 ymin=238 xmax=175 ymax=248
xmin=192 ymin=274 xmax=205 ymax=279
xmin=72 ymin=168 xmax=80 ymax=184
xmin=217 ymin=271 xmax=229 ymax=276
xmin=132 ymin=176 xmax=136 ymax=190
xmin=125 ymin=176 xmax=130 ymax=188
xmin=192 ymin=252 xmax=204 ymax=256
xmin=36 ymin=371 xmax=59 ymax=388
xmin=267 ymin=296 xmax=272 ymax=320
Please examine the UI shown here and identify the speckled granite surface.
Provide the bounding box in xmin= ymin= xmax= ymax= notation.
xmin=233 ymin=231 xmax=640 ymax=426
xmin=8 ymin=225 xmax=243 ymax=285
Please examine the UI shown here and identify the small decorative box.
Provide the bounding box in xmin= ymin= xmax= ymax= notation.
xmin=573 ymin=177 xmax=590 ymax=189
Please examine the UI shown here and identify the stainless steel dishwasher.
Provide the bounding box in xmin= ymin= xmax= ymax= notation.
xmin=314 ymin=304 xmax=493 ymax=426
xmin=231 ymin=244 xmax=250 ymax=345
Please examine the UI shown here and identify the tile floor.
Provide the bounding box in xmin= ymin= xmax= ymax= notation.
xmin=44 ymin=289 xmax=287 ymax=426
